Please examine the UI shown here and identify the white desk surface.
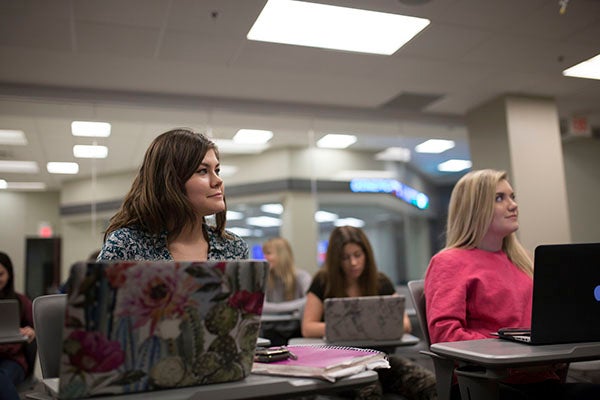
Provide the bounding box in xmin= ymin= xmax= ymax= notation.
xmin=29 ymin=371 xmax=378 ymax=400
xmin=289 ymin=333 xmax=420 ymax=348
xmin=430 ymin=339 xmax=600 ymax=367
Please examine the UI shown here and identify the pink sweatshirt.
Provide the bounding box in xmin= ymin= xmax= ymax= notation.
xmin=425 ymin=248 xmax=559 ymax=384
xmin=425 ymin=248 xmax=532 ymax=344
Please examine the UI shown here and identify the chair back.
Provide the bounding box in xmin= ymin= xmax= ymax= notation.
xmin=407 ymin=279 xmax=431 ymax=347
xmin=32 ymin=294 xmax=66 ymax=379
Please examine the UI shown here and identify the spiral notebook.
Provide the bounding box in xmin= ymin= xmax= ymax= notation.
xmin=46 ymin=260 xmax=268 ymax=399
xmin=252 ymin=345 xmax=389 ymax=382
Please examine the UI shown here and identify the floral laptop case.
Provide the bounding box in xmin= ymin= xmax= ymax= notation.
xmin=58 ymin=260 xmax=267 ymax=399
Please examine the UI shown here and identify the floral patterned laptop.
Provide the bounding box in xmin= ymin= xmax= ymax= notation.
xmin=57 ymin=260 xmax=267 ymax=399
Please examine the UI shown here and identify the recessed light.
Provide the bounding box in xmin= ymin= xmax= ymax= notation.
xmin=71 ymin=121 xmax=111 ymax=137
xmin=47 ymin=162 xmax=79 ymax=174
xmin=248 ymin=0 xmax=430 ymax=55
xmin=73 ymin=145 xmax=108 ymax=158
xmin=0 ymin=179 xmax=6 ymax=189
xmin=0 ymin=129 xmax=27 ymax=145
xmin=334 ymin=217 xmax=365 ymax=228
xmin=375 ymin=147 xmax=411 ymax=162
xmin=315 ymin=210 xmax=339 ymax=223
xmin=246 ymin=216 xmax=282 ymax=227
xmin=226 ymin=210 xmax=245 ymax=220
xmin=233 ymin=129 xmax=273 ymax=144
xmin=260 ymin=203 xmax=284 ymax=215
xmin=0 ymin=160 xmax=39 ymax=173
xmin=437 ymin=159 xmax=472 ymax=172
xmin=0 ymin=181 xmax=46 ymax=190
xmin=316 ymin=134 xmax=357 ymax=149
xmin=415 ymin=139 xmax=455 ymax=154
xmin=563 ymin=53 xmax=600 ymax=81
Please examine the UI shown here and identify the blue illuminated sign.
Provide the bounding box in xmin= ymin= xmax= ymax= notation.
xmin=349 ymin=178 xmax=430 ymax=210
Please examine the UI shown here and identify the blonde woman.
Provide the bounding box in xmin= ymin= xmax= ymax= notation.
xmin=425 ymin=169 xmax=600 ymax=399
xmin=261 ymin=237 xmax=311 ymax=345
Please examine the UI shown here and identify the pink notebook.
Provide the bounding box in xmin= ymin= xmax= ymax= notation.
xmin=252 ymin=345 xmax=389 ymax=382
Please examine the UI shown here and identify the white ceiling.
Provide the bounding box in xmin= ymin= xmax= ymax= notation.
xmin=0 ymin=0 xmax=599 ymax=190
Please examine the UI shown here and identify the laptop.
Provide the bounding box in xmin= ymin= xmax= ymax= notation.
xmin=45 ymin=259 xmax=268 ymax=399
xmin=497 ymin=242 xmax=600 ymax=345
xmin=0 ymin=299 xmax=28 ymax=344
xmin=324 ymin=295 xmax=405 ymax=345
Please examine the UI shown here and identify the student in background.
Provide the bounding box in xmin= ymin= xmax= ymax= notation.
xmin=98 ymin=128 xmax=248 ymax=261
xmin=302 ymin=226 xmax=436 ymax=400
xmin=0 ymin=252 xmax=35 ymax=400
xmin=260 ymin=237 xmax=311 ymax=345
xmin=425 ymin=169 xmax=600 ymax=400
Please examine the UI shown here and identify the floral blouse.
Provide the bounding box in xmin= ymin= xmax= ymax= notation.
xmin=98 ymin=225 xmax=249 ymax=261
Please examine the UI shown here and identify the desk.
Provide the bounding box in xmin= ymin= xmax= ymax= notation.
xmin=430 ymin=339 xmax=600 ymax=400
xmin=289 ymin=333 xmax=420 ymax=349
xmin=28 ymin=371 xmax=378 ymax=400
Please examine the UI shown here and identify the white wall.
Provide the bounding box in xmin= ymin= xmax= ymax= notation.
xmin=0 ymin=191 xmax=60 ymax=293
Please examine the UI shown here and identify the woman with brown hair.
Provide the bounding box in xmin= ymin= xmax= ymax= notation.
xmin=98 ymin=128 xmax=248 ymax=261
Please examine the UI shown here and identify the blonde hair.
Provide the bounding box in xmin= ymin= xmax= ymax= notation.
xmin=263 ymin=237 xmax=298 ymax=301
xmin=445 ymin=169 xmax=533 ymax=277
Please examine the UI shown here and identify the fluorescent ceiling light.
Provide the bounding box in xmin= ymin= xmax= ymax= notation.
xmin=248 ymin=0 xmax=430 ymax=55
xmin=226 ymin=210 xmax=245 ymax=220
xmin=261 ymin=203 xmax=284 ymax=214
xmin=246 ymin=216 xmax=282 ymax=227
xmin=214 ymin=139 xmax=269 ymax=154
xmin=437 ymin=159 xmax=472 ymax=172
xmin=1 ymin=181 xmax=46 ymax=190
xmin=219 ymin=165 xmax=238 ymax=177
xmin=71 ymin=121 xmax=111 ymax=137
xmin=415 ymin=139 xmax=455 ymax=154
xmin=47 ymin=162 xmax=79 ymax=174
xmin=73 ymin=145 xmax=108 ymax=159
xmin=334 ymin=217 xmax=365 ymax=228
xmin=0 ymin=160 xmax=39 ymax=173
xmin=233 ymin=129 xmax=273 ymax=144
xmin=563 ymin=53 xmax=600 ymax=81
xmin=227 ymin=227 xmax=254 ymax=237
xmin=375 ymin=147 xmax=411 ymax=162
xmin=315 ymin=210 xmax=339 ymax=223
xmin=0 ymin=129 xmax=27 ymax=145
xmin=333 ymin=169 xmax=395 ymax=181
xmin=316 ymin=134 xmax=357 ymax=149
xmin=0 ymin=179 xmax=6 ymax=189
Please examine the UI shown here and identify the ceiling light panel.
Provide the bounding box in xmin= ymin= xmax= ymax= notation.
xmin=0 ymin=160 xmax=39 ymax=173
xmin=415 ymin=139 xmax=455 ymax=154
xmin=0 ymin=129 xmax=28 ymax=145
xmin=246 ymin=216 xmax=282 ymax=227
xmin=437 ymin=159 xmax=472 ymax=172
xmin=316 ymin=134 xmax=357 ymax=149
xmin=73 ymin=145 xmax=109 ymax=159
xmin=71 ymin=121 xmax=112 ymax=137
xmin=1 ymin=181 xmax=46 ymax=190
xmin=233 ymin=129 xmax=273 ymax=144
xmin=248 ymin=0 xmax=430 ymax=55
xmin=563 ymin=53 xmax=600 ymax=81
xmin=47 ymin=162 xmax=79 ymax=174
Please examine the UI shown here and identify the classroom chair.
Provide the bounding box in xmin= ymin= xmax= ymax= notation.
xmin=32 ymin=293 xmax=66 ymax=379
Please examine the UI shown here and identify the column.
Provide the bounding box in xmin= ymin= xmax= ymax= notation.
xmin=280 ymin=192 xmax=319 ymax=274
xmin=466 ymin=95 xmax=571 ymax=251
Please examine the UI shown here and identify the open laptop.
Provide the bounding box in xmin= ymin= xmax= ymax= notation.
xmin=324 ymin=295 xmax=405 ymax=345
xmin=0 ymin=299 xmax=28 ymax=344
xmin=44 ymin=259 xmax=268 ymax=399
xmin=497 ymin=242 xmax=600 ymax=345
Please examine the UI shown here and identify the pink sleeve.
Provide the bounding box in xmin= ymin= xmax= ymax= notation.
xmin=424 ymin=253 xmax=488 ymax=343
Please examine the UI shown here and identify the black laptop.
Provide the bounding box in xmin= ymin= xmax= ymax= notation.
xmin=497 ymin=242 xmax=600 ymax=345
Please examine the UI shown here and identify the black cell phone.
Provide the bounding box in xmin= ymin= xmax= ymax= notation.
xmin=497 ymin=327 xmax=531 ymax=336
xmin=254 ymin=346 xmax=291 ymax=363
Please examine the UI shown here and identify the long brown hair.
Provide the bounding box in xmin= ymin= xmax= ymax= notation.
xmin=0 ymin=251 xmax=16 ymax=299
xmin=445 ymin=169 xmax=533 ymax=276
xmin=263 ymin=237 xmax=298 ymax=301
xmin=104 ymin=128 xmax=229 ymax=240
xmin=321 ymin=226 xmax=379 ymax=298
